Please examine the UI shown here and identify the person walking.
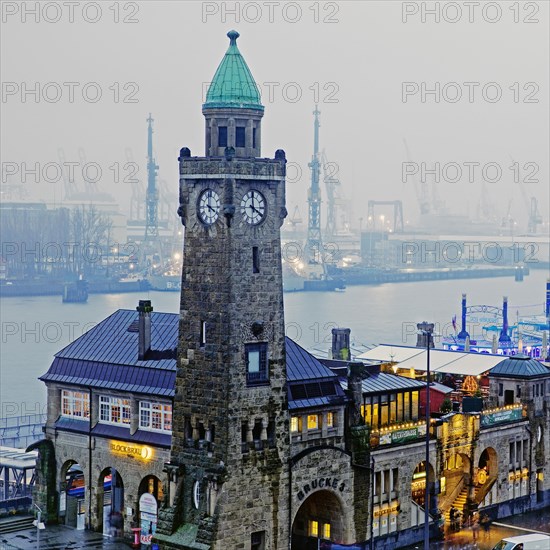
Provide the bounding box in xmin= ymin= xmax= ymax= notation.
xmin=480 ymin=513 xmax=491 ymax=539
xmin=471 ymin=512 xmax=480 ymax=541
xmin=450 ymin=506 xmax=457 ymax=531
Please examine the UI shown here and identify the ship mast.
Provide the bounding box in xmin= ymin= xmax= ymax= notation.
xmin=306 ymin=106 xmax=322 ymax=264
xmin=145 ymin=113 xmax=159 ymax=241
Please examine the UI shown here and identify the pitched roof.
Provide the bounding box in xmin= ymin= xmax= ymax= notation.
xmin=489 ymin=355 xmax=550 ymax=379
xmin=40 ymin=309 xmax=178 ymax=396
xmin=285 ymin=337 xmax=338 ymax=382
xmin=203 ymin=30 xmax=264 ymax=112
xmin=339 ymin=372 xmax=426 ymax=394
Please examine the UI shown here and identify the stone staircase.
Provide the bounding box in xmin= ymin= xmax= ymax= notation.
xmin=0 ymin=515 xmax=35 ymax=534
xmin=444 ymin=487 xmax=469 ymax=526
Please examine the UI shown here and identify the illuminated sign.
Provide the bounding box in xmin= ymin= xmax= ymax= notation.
xmin=379 ymin=424 xmax=427 ymax=446
xmin=110 ymin=441 xmax=153 ymax=461
xmin=481 ymin=407 xmax=522 ymax=427
xmin=477 ymin=469 xmax=487 ymax=485
xmin=373 ymin=503 xmax=400 ymax=517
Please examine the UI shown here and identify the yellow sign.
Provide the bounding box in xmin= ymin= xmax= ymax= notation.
xmin=110 ymin=441 xmax=153 ymax=461
xmin=477 ymin=469 xmax=487 ymax=485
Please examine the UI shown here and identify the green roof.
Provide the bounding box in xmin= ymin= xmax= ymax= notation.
xmin=489 ymin=355 xmax=550 ymax=379
xmin=203 ymin=30 xmax=264 ymax=112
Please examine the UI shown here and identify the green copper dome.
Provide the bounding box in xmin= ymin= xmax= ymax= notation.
xmin=203 ymin=30 xmax=264 ymax=112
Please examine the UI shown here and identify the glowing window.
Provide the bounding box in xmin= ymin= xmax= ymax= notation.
xmin=99 ymin=396 xmax=130 ymax=425
xmin=323 ymin=523 xmax=331 ymax=539
xmin=327 ymin=412 xmax=334 ymax=428
xmin=307 ymin=415 xmax=318 ymax=430
xmin=290 ymin=417 xmax=299 ymax=432
xmin=61 ymin=390 xmax=90 ymax=419
xmin=309 ymin=520 xmax=319 ymax=537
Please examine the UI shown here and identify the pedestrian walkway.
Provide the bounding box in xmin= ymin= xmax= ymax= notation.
xmin=0 ymin=523 xmax=131 ymax=549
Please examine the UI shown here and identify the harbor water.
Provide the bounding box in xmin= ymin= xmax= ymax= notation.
xmin=1 ymin=270 xmax=547 ymax=421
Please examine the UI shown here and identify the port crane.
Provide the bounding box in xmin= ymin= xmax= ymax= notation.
xmin=126 ymin=148 xmax=145 ymax=221
xmin=366 ymin=201 xmax=404 ymax=233
xmin=306 ymin=106 xmax=323 ymax=264
xmin=509 ymin=155 xmax=543 ymax=234
xmin=58 ymin=148 xmax=79 ymax=201
xmin=403 ymin=138 xmax=430 ymax=215
xmin=527 ymin=197 xmax=542 ymax=234
xmin=321 ymin=150 xmax=350 ymax=239
xmin=145 ymin=114 xmax=160 ymax=240
xmin=288 ymin=205 xmax=303 ymax=228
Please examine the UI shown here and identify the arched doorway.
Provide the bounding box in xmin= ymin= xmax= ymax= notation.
xmin=97 ymin=467 xmax=124 ymax=537
xmin=137 ymin=475 xmax=163 ymax=545
xmin=292 ymin=490 xmax=345 ymax=549
xmin=478 ymin=447 xmax=498 ymax=480
xmin=61 ymin=460 xmax=86 ymax=530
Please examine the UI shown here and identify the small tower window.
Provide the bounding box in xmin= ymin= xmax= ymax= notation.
xmin=200 ymin=321 xmax=206 ymax=347
xmin=218 ymin=126 xmax=228 ymax=147
xmin=252 ymin=128 xmax=256 ymax=149
xmin=246 ymin=343 xmax=268 ymax=385
xmin=251 ymin=531 xmax=265 ymax=550
xmin=236 ymin=127 xmax=246 ymax=148
xmin=252 ymin=246 xmax=260 ymax=273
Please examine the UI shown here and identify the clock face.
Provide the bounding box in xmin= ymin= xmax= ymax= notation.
xmin=198 ymin=189 xmax=220 ymax=225
xmin=241 ymin=190 xmax=266 ymax=225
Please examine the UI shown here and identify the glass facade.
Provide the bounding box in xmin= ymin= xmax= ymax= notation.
xmin=361 ymin=390 xmax=421 ymax=429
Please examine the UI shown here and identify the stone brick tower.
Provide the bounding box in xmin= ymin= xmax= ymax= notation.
xmin=157 ymin=30 xmax=290 ymax=550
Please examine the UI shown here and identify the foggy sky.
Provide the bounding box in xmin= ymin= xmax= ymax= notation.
xmin=2 ymin=1 xmax=548 ymax=232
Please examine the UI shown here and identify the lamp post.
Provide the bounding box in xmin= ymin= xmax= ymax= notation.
xmin=33 ymin=503 xmax=45 ymax=549
xmin=417 ymin=322 xmax=434 ymax=550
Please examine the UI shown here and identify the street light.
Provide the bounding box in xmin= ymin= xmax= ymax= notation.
xmin=417 ymin=322 xmax=434 ymax=550
xmin=33 ymin=503 xmax=45 ymax=549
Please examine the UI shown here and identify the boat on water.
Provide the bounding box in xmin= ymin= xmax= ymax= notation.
xmin=147 ymin=274 xmax=181 ymax=291
xmin=282 ymin=260 xmax=346 ymax=292
xmin=62 ymin=278 xmax=88 ymax=303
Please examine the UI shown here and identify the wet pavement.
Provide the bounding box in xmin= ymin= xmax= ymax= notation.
xmin=0 ymin=523 xmax=132 ymax=549
xmin=402 ymin=507 xmax=550 ymax=550
xmin=1 ymin=508 xmax=549 ymax=549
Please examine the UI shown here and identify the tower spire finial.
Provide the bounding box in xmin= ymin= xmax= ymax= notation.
xmin=227 ymin=29 xmax=240 ymax=46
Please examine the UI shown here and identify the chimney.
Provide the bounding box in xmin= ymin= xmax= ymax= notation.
xmin=137 ymin=300 xmax=153 ymax=360
xmin=331 ymin=328 xmax=351 ymax=360
xmin=347 ymin=362 xmax=366 ymax=426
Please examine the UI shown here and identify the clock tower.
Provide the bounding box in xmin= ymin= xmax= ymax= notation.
xmin=157 ymin=30 xmax=290 ymax=550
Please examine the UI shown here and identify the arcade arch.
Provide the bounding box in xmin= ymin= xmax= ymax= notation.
xmin=96 ymin=467 xmax=124 ymax=536
xmin=292 ymin=489 xmax=345 ymax=549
